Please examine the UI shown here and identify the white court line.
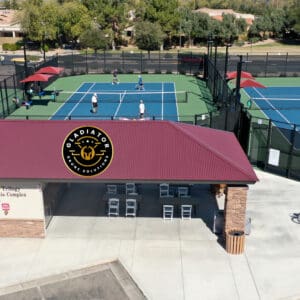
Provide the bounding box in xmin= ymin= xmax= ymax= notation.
xmin=48 ymin=82 xmax=85 ymax=120
xmin=172 ymin=82 xmax=179 ymax=122
xmin=253 ymin=87 xmax=292 ymax=125
xmin=65 ymin=83 xmax=97 ymax=120
xmin=114 ymin=90 xmax=127 ymax=118
xmin=49 ymin=82 xmax=92 ymax=120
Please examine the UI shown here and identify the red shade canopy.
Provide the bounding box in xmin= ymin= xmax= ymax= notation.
xmin=240 ymin=79 xmax=266 ymax=88
xmin=226 ymin=71 xmax=254 ymax=80
xmin=35 ymin=66 xmax=64 ymax=75
xmin=20 ymin=73 xmax=53 ymax=83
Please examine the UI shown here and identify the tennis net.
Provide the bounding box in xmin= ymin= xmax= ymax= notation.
xmin=41 ymin=90 xmax=189 ymax=103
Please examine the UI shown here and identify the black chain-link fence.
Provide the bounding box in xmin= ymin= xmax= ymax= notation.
xmin=56 ymin=50 xmax=204 ymax=76
xmin=216 ymin=52 xmax=300 ymax=77
xmin=0 ymin=55 xmax=58 ymax=118
xmin=203 ymin=49 xmax=300 ymax=181
xmin=243 ymin=113 xmax=300 ymax=180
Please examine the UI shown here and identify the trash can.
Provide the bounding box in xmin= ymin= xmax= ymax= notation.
xmin=226 ymin=230 xmax=245 ymax=254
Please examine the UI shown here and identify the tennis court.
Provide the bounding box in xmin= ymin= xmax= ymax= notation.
xmin=50 ymin=82 xmax=183 ymax=121
xmin=6 ymin=74 xmax=212 ymax=123
xmin=245 ymin=86 xmax=300 ymax=129
xmin=245 ymin=85 xmax=300 ymax=149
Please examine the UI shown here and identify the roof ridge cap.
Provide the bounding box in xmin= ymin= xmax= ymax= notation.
xmin=170 ymin=122 xmax=255 ymax=179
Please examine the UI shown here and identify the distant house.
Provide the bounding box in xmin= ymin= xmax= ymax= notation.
xmin=194 ymin=7 xmax=255 ymax=29
xmin=124 ymin=25 xmax=135 ymax=38
xmin=0 ymin=9 xmax=22 ymax=45
xmin=123 ymin=10 xmax=135 ymax=43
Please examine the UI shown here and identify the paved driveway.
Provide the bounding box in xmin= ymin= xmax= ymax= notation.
xmin=0 ymin=169 xmax=300 ymax=299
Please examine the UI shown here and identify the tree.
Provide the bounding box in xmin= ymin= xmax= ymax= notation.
xmin=142 ymin=0 xmax=179 ymax=34
xmin=2 ymin=0 xmax=19 ymax=9
xmin=81 ymin=0 xmax=127 ymax=48
xmin=192 ymin=12 xmax=212 ymax=40
xmin=135 ymin=21 xmax=165 ymax=54
xmin=57 ymin=1 xmax=91 ymax=46
xmin=178 ymin=7 xmax=192 ymax=46
xmin=289 ymin=6 xmax=300 ymax=34
xmin=19 ymin=0 xmax=60 ymax=59
xmin=269 ymin=9 xmax=286 ymax=38
xmin=80 ymin=28 xmax=110 ymax=53
xmin=248 ymin=13 xmax=273 ymax=39
xmin=220 ymin=14 xmax=239 ymax=41
xmin=236 ymin=18 xmax=247 ymax=35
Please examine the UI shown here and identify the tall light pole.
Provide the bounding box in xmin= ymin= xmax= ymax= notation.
xmin=207 ymin=34 xmax=213 ymax=58
xmin=235 ymin=55 xmax=243 ymax=106
xmin=179 ymin=22 xmax=182 ymax=49
xmin=213 ymin=37 xmax=218 ymax=101
xmin=23 ymin=34 xmax=28 ymax=76
xmin=41 ymin=21 xmax=46 ymax=62
xmin=224 ymin=42 xmax=232 ymax=79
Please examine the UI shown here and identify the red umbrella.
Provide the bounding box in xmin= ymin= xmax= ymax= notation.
xmin=35 ymin=66 xmax=64 ymax=75
xmin=20 ymin=73 xmax=54 ymax=83
xmin=226 ymin=71 xmax=254 ymax=80
xmin=240 ymin=79 xmax=266 ymax=88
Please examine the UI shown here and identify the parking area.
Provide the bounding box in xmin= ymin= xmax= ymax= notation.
xmin=0 ymin=169 xmax=300 ymax=299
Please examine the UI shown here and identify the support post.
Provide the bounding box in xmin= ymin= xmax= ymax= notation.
xmin=235 ymin=55 xmax=243 ymax=107
xmin=23 ymin=36 xmax=28 ymax=76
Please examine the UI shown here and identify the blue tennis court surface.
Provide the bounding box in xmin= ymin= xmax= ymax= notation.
xmin=245 ymin=86 xmax=300 ymax=148
xmin=51 ymin=82 xmax=179 ymax=121
xmin=245 ymin=86 xmax=300 ymax=129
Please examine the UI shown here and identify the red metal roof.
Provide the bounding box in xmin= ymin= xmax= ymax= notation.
xmin=0 ymin=120 xmax=258 ymax=183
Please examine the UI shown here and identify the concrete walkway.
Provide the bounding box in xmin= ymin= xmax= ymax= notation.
xmin=0 ymin=169 xmax=300 ymax=299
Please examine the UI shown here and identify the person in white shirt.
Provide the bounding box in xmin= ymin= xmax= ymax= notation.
xmin=139 ymin=99 xmax=145 ymax=118
xmin=91 ymin=93 xmax=98 ymax=113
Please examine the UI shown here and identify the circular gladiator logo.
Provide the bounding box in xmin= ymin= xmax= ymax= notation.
xmin=62 ymin=126 xmax=113 ymax=177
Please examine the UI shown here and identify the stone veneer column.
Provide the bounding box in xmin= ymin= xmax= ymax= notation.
xmin=224 ymin=185 xmax=248 ymax=234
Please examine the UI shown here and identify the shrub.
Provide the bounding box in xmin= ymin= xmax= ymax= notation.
xmin=27 ymin=55 xmax=40 ymax=62
xmin=2 ymin=43 xmax=21 ymax=51
xmin=164 ymin=53 xmax=173 ymax=58
xmin=2 ymin=43 xmax=9 ymax=51
xmin=234 ymin=41 xmax=245 ymax=47
xmin=248 ymin=37 xmax=260 ymax=44
xmin=43 ymin=44 xmax=49 ymax=52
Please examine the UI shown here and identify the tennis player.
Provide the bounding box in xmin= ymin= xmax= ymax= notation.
xmin=139 ymin=99 xmax=145 ymax=118
xmin=112 ymin=69 xmax=119 ymax=85
xmin=91 ymin=93 xmax=98 ymax=113
xmin=136 ymin=75 xmax=144 ymax=90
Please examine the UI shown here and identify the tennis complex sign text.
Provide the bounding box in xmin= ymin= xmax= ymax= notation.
xmin=62 ymin=126 xmax=113 ymax=177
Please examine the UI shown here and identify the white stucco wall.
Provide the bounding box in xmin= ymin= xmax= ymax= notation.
xmin=0 ymin=182 xmax=44 ymax=219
